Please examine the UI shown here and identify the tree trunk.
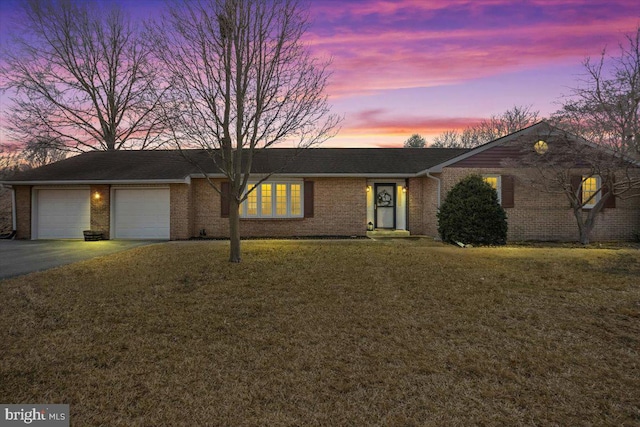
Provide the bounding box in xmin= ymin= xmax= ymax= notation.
xmin=228 ymin=198 xmax=242 ymax=263
xmin=579 ymin=227 xmax=591 ymax=245
xmin=573 ymin=208 xmax=591 ymax=245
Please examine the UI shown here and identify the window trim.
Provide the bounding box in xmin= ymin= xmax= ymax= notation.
xmin=240 ymin=180 xmax=304 ymax=219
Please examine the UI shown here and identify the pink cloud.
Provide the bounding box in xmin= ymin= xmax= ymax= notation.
xmin=308 ymin=10 xmax=640 ymax=98
xmin=339 ymin=109 xmax=485 ymax=140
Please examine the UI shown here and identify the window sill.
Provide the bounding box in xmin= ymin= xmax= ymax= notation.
xmin=240 ymin=217 xmax=305 ymax=221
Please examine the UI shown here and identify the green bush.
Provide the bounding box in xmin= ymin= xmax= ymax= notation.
xmin=437 ymin=174 xmax=508 ymax=245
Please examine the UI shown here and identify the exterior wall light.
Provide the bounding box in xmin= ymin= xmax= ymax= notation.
xmin=367 ymin=221 xmax=374 ymax=231
xmin=402 ymin=186 xmax=407 ymax=193
xmin=366 ymin=186 xmax=371 ymax=193
xmin=93 ymin=192 xmax=101 ymax=200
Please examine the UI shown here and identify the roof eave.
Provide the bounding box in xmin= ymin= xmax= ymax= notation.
xmin=417 ymin=121 xmax=551 ymax=174
xmin=0 ymin=178 xmax=191 ymax=185
xmin=190 ymin=173 xmax=419 ymax=179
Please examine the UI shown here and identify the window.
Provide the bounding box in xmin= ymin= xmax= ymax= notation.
xmin=290 ymin=184 xmax=302 ymax=216
xmin=261 ymin=184 xmax=272 ymax=216
xmin=246 ymin=184 xmax=257 ymax=216
xmin=241 ymin=181 xmax=303 ymax=218
xmin=483 ymin=175 xmax=502 ymax=204
xmin=582 ymin=176 xmax=600 ymax=208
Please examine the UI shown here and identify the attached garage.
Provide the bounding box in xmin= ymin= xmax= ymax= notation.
xmin=35 ymin=188 xmax=90 ymax=239
xmin=112 ymin=188 xmax=170 ymax=239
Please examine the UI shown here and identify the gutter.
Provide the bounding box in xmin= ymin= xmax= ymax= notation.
xmin=0 ymin=178 xmax=191 ymax=186
xmin=188 ymin=173 xmax=418 ymax=179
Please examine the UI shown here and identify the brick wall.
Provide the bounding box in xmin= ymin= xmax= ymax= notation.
xmin=14 ymin=185 xmax=31 ymax=239
xmin=439 ymin=167 xmax=640 ymax=242
xmin=187 ymin=177 xmax=368 ymax=238
xmin=407 ymin=176 xmax=440 ymax=236
xmin=90 ymin=185 xmax=110 ymax=238
xmin=170 ymin=183 xmax=193 ymax=240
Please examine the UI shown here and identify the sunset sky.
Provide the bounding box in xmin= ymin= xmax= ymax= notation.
xmin=1 ymin=0 xmax=639 ymax=148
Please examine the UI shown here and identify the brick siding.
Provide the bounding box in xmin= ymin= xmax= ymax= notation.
xmin=14 ymin=185 xmax=31 ymax=239
xmin=90 ymin=185 xmax=110 ymax=238
xmin=170 ymin=183 xmax=193 ymax=240
xmin=10 ymin=169 xmax=640 ymax=242
xmin=438 ymin=167 xmax=640 ymax=242
xmin=185 ymin=177 xmax=368 ymax=238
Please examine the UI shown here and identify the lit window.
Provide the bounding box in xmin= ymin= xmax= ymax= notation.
xmin=534 ymin=140 xmax=548 ymax=154
xmin=582 ymin=176 xmax=600 ymax=208
xmin=241 ymin=181 xmax=303 ymax=218
xmin=276 ymin=184 xmax=287 ymax=216
xmin=246 ymin=184 xmax=257 ymax=216
xmin=291 ymin=184 xmax=301 ymax=216
xmin=261 ymin=184 xmax=272 ymax=216
xmin=483 ymin=175 xmax=502 ymax=204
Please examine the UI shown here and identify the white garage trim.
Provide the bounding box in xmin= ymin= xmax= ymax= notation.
xmin=110 ymin=187 xmax=170 ymax=239
xmin=32 ymin=187 xmax=91 ymax=239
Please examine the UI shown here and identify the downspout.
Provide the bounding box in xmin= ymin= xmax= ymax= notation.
xmin=11 ymin=185 xmax=16 ymax=232
xmin=425 ymin=172 xmax=442 ymax=240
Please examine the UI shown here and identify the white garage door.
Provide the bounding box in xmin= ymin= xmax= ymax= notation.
xmin=113 ymin=188 xmax=170 ymax=239
xmin=36 ymin=189 xmax=90 ymax=239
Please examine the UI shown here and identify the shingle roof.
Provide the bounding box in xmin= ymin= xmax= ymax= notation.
xmin=3 ymin=148 xmax=469 ymax=183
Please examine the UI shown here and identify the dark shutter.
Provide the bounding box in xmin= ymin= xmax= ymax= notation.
xmin=220 ymin=181 xmax=230 ymax=218
xmin=602 ymin=180 xmax=616 ymax=209
xmin=570 ymin=175 xmax=583 ymax=204
xmin=501 ymin=175 xmax=514 ymax=208
xmin=304 ymin=181 xmax=314 ymax=218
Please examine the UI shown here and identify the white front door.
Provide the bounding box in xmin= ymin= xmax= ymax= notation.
xmin=375 ymin=184 xmax=396 ymax=229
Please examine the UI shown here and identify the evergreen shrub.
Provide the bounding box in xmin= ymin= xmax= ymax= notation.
xmin=437 ymin=174 xmax=508 ymax=245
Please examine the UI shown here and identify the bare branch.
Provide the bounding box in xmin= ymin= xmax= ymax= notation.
xmin=0 ymin=0 xmax=168 ymax=153
xmin=149 ymin=0 xmax=341 ymax=262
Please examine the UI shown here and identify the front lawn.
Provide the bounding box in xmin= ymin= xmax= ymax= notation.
xmin=1 ymin=240 xmax=638 ymax=426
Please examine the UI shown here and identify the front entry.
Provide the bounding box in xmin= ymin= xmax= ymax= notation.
xmin=375 ymin=183 xmax=396 ymax=229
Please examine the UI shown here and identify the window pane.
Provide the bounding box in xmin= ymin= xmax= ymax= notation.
xmin=261 ymin=184 xmax=272 ymax=216
xmin=246 ymin=184 xmax=257 ymax=216
xmin=291 ymin=184 xmax=301 ymax=216
xmin=583 ymin=177 xmax=598 ymax=206
xmin=276 ymin=184 xmax=287 ymax=216
xmin=484 ymin=176 xmax=498 ymax=190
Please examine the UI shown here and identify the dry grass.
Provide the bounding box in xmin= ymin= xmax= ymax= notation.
xmin=1 ymin=239 xmax=639 ymax=426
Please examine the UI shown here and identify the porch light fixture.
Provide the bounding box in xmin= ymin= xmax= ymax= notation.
xmin=367 ymin=221 xmax=374 ymax=231
xmin=534 ymin=140 xmax=548 ymax=154
xmin=402 ymin=186 xmax=407 ymax=194
xmin=93 ymin=191 xmax=101 ymax=200
xmin=366 ymin=186 xmax=371 ymax=193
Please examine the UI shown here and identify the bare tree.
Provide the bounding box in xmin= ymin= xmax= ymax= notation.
xmin=0 ymin=0 xmax=167 ymax=153
xmin=151 ymin=0 xmax=340 ymax=262
xmin=404 ymin=134 xmax=426 ymax=148
xmin=0 ymin=145 xmax=22 ymax=234
xmin=511 ymin=124 xmax=640 ymax=245
xmin=515 ymin=26 xmax=640 ymax=244
xmin=22 ymin=136 xmax=68 ymax=168
xmin=431 ymin=105 xmax=540 ymax=148
xmin=553 ymin=26 xmax=640 ymax=156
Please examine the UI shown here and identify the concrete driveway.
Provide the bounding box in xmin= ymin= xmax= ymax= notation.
xmin=0 ymin=240 xmax=161 ymax=280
